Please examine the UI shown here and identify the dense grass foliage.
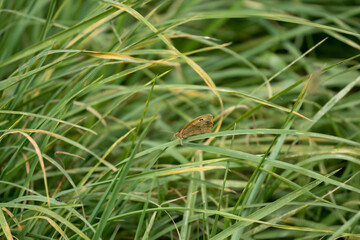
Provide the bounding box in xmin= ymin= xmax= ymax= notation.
xmin=0 ymin=0 xmax=360 ymax=239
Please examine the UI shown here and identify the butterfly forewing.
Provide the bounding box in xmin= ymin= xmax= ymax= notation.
xmin=175 ymin=114 xmax=213 ymax=139
xmin=181 ymin=119 xmax=213 ymax=138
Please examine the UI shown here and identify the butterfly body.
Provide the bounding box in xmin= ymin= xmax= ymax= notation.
xmin=174 ymin=114 xmax=213 ymax=142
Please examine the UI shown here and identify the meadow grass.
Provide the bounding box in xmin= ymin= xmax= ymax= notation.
xmin=0 ymin=0 xmax=360 ymax=239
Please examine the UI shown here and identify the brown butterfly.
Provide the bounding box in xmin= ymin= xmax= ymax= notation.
xmin=174 ymin=114 xmax=213 ymax=144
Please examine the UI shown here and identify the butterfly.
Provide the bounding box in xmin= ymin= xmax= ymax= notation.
xmin=174 ymin=114 xmax=213 ymax=144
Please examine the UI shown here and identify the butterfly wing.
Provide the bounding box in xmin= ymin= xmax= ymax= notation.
xmin=180 ymin=114 xmax=213 ymax=138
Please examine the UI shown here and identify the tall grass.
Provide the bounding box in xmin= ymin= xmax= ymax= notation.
xmin=0 ymin=0 xmax=359 ymax=239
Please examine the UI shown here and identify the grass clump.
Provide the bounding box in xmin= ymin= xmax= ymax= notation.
xmin=0 ymin=0 xmax=359 ymax=239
